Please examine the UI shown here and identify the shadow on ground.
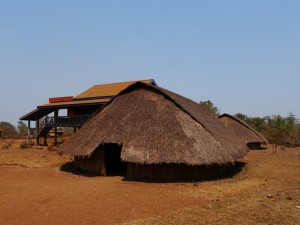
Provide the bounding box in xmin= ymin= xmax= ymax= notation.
xmin=222 ymin=161 xmax=247 ymax=179
xmin=60 ymin=162 xmax=99 ymax=177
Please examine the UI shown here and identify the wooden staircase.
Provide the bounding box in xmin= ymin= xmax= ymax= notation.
xmin=37 ymin=126 xmax=52 ymax=138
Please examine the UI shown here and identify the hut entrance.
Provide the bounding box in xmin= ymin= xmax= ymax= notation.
xmin=104 ymin=143 xmax=126 ymax=176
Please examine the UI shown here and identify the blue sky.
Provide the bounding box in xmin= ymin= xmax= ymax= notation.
xmin=0 ymin=0 xmax=299 ymax=126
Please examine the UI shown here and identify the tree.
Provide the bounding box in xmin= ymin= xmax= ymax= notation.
xmin=234 ymin=114 xmax=266 ymax=132
xmin=247 ymin=117 xmax=265 ymax=132
xmin=0 ymin=121 xmax=18 ymax=139
xmin=282 ymin=113 xmax=298 ymax=147
xmin=17 ymin=121 xmax=28 ymax=137
xmin=199 ymin=100 xmax=220 ymax=116
xmin=291 ymin=123 xmax=300 ymax=147
xmin=265 ymin=114 xmax=296 ymax=152
xmin=234 ymin=113 xmax=248 ymax=122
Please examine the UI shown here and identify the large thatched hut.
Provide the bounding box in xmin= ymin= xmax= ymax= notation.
xmin=60 ymin=82 xmax=248 ymax=180
xmin=219 ymin=114 xmax=268 ymax=150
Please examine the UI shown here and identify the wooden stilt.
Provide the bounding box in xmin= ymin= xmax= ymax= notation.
xmin=54 ymin=110 xmax=58 ymax=146
xmin=27 ymin=120 xmax=31 ymax=147
xmin=44 ymin=135 xmax=47 ymax=146
xmin=36 ymin=119 xmax=40 ymax=146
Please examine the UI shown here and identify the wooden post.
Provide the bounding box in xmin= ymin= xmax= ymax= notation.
xmin=27 ymin=120 xmax=30 ymax=136
xmin=100 ymin=146 xmax=106 ymax=176
xmin=54 ymin=110 xmax=58 ymax=146
xmin=36 ymin=119 xmax=40 ymax=146
xmin=27 ymin=120 xmax=31 ymax=147
xmin=44 ymin=135 xmax=47 ymax=146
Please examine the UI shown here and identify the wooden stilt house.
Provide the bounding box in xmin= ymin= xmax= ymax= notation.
xmin=20 ymin=79 xmax=157 ymax=146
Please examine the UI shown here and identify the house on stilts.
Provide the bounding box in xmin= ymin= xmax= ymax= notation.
xmin=20 ymin=79 xmax=157 ymax=146
xmin=219 ymin=114 xmax=268 ymax=150
xmin=59 ymin=82 xmax=249 ymax=180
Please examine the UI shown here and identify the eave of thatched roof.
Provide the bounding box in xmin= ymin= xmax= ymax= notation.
xmin=60 ymin=82 xmax=248 ymax=166
xmin=219 ymin=114 xmax=268 ymax=145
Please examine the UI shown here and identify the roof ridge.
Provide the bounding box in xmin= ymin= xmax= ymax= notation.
xmin=74 ymin=79 xmax=155 ymax=99
xmin=91 ymin=79 xmax=154 ymax=87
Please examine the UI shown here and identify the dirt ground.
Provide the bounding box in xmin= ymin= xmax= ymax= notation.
xmin=0 ymin=139 xmax=299 ymax=225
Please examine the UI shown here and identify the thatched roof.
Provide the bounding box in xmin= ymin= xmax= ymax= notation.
xmin=219 ymin=114 xmax=268 ymax=145
xmin=60 ymin=82 xmax=248 ymax=166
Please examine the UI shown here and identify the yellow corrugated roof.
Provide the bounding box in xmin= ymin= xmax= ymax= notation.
xmin=75 ymin=79 xmax=154 ymax=99
xmin=40 ymin=98 xmax=109 ymax=107
xmin=38 ymin=79 xmax=155 ymax=108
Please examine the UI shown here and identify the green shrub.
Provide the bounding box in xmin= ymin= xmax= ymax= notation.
xmin=20 ymin=142 xmax=32 ymax=149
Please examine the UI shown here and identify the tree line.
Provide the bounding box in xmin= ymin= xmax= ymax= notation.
xmin=0 ymin=121 xmax=28 ymax=139
xmin=2 ymin=103 xmax=300 ymax=148
xmin=234 ymin=113 xmax=300 ymax=148
xmin=200 ymin=100 xmax=300 ymax=148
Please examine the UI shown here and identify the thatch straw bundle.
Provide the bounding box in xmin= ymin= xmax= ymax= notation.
xmin=60 ymin=82 xmax=248 ymax=166
xmin=219 ymin=114 xmax=268 ymax=145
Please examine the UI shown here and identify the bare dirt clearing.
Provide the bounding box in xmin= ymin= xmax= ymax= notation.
xmin=0 ymin=139 xmax=299 ymax=225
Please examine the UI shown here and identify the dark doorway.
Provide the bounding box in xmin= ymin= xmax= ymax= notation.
xmin=104 ymin=143 xmax=126 ymax=176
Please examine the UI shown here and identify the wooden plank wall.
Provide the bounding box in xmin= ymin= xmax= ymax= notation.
xmin=73 ymin=149 xmax=233 ymax=180
xmin=127 ymin=163 xmax=233 ymax=181
xmin=74 ymin=146 xmax=105 ymax=175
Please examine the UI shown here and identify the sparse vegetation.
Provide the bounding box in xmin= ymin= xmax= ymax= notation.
xmin=0 ymin=121 xmax=30 ymax=139
xmin=19 ymin=142 xmax=31 ymax=149
xmin=0 ymin=121 xmax=18 ymax=139
xmin=198 ymin=100 xmax=300 ymax=149
xmin=234 ymin=113 xmax=300 ymax=149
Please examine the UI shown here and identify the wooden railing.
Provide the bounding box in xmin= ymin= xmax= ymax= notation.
xmin=39 ymin=115 xmax=92 ymax=128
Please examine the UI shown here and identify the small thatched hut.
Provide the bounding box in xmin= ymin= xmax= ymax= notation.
xmin=219 ymin=114 xmax=268 ymax=150
xmin=60 ymin=82 xmax=248 ymax=180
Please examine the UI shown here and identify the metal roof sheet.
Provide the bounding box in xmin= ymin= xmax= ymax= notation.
xmin=75 ymin=79 xmax=155 ymax=99
xmin=19 ymin=108 xmax=49 ymax=120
